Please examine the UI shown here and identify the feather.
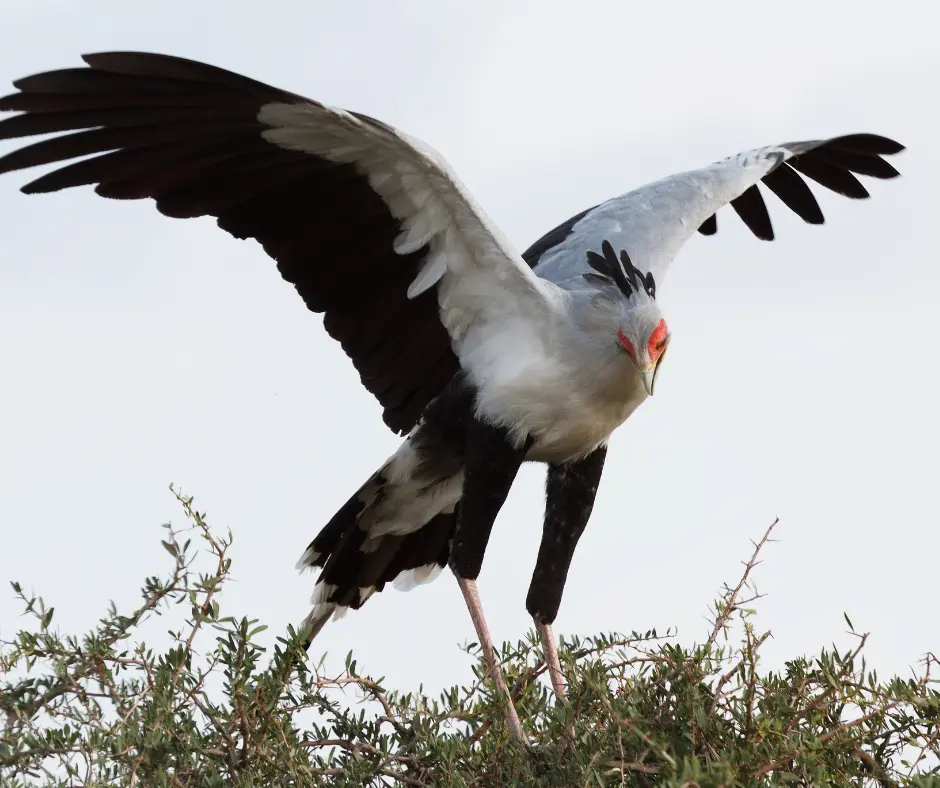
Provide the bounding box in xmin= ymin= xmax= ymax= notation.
xmin=730 ymin=185 xmax=774 ymax=241
xmin=697 ymin=214 xmax=718 ymax=236
xmin=788 ymin=154 xmax=870 ymax=199
xmin=762 ymin=163 xmax=825 ymax=225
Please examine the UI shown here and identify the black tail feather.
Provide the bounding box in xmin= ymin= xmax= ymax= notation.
xmin=298 ymin=473 xmax=458 ymax=649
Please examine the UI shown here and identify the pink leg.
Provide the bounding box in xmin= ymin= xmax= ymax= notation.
xmin=536 ymin=621 xmax=567 ymax=697
xmin=456 ymin=577 xmax=525 ymax=743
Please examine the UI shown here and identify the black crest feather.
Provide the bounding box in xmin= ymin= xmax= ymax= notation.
xmin=585 ymin=240 xmax=656 ymax=300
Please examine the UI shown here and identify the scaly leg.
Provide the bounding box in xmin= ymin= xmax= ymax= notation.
xmin=536 ymin=620 xmax=566 ymax=697
xmin=449 ymin=417 xmax=531 ymax=743
xmin=457 ymin=576 xmax=524 ymax=742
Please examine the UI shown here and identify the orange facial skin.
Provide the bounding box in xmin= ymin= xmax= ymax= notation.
xmin=617 ymin=320 xmax=669 ymax=364
xmin=648 ymin=319 xmax=669 ymax=363
xmin=617 ymin=328 xmax=636 ymax=360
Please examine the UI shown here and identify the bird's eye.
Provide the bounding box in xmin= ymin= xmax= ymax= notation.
xmin=647 ymin=319 xmax=669 ymax=361
xmin=617 ymin=328 xmax=636 ymax=359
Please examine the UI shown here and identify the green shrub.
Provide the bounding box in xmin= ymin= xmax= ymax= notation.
xmin=1 ymin=490 xmax=937 ymax=786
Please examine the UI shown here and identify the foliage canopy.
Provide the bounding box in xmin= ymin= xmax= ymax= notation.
xmin=1 ymin=491 xmax=937 ymax=786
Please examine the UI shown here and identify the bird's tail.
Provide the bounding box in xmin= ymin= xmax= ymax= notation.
xmin=296 ymin=444 xmax=462 ymax=648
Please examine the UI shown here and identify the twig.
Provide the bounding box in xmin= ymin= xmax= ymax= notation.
xmin=706 ymin=518 xmax=779 ymax=648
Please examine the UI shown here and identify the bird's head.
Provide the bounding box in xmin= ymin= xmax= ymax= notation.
xmin=615 ymin=299 xmax=671 ymax=396
xmin=583 ymin=240 xmax=671 ymax=396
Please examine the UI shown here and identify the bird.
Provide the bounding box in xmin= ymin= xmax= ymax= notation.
xmin=0 ymin=51 xmax=904 ymax=743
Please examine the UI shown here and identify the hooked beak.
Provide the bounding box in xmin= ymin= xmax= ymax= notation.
xmin=639 ymin=346 xmax=667 ymax=396
xmin=639 ymin=365 xmax=656 ymax=396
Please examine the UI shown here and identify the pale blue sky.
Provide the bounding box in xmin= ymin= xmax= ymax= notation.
xmin=1 ymin=0 xmax=937 ymax=695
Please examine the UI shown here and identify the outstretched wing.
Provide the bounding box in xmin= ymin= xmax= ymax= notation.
xmin=527 ymin=135 xmax=904 ymax=288
xmin=0 ymin=52 xmax=556 ymax=435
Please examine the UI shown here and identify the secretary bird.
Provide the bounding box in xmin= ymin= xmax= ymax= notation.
xmin=0 ymin=52 xmax=904 ymax=742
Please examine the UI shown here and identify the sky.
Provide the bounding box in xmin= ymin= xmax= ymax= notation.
xmin=1 ymin=0 xmax=937 ymax=700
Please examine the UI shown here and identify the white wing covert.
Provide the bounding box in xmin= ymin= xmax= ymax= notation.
xmin=258 ymin=101 xmax=560 ymax=348
xmin=529 ymin=135 xmax=903 ymax=291
xmin=0 ymin=51 xmax=560 ymax=434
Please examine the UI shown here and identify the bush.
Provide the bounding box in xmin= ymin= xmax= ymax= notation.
xmin=1 ymin=489 xmax=938 ymax=787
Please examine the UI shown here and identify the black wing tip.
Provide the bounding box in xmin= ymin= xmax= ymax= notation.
xmin=0 ymin=93 xmax=22 ymax=112
xmin=730 ymin=185 xmax=775 ymax=240
xmin=697 ymin=214 xmax=718 ymax=236
xmin=830 ymin=133 xmax=906 ymax=156
xmin=80 ymin=50 xmax=190 ymax=68
xmin=7 ymin=53 xmax=127 ymax=92
xmin=756 ymin=227 xmax=775 ymax=242
xmin=82 ymin=50 xmax=173 ymax=62
xmin=82 ymin=51 xmax=123 ymax=65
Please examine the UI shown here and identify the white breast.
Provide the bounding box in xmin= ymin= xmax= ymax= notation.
xmin=464 ymin=315 xmax=647 ymax=464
